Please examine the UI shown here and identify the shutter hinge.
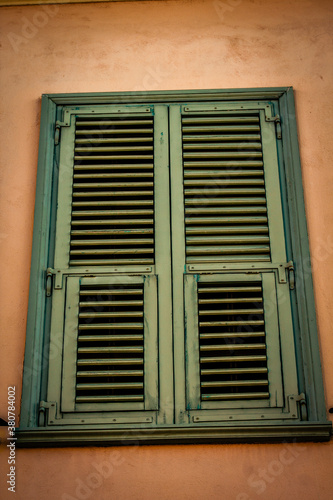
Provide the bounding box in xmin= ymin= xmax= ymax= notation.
xmin=278 ymin=261 xmax=295 ymax=289
xmin=288 ymin=393 xmax=307 ymax=421
xmin=46 ymin=267 xmax=63 ymax=295
xmin=288 ymin=263 xmax=295 ymax=290
xmin=265 ymin=114 xmax=282 ymax=139
xmin=38 ymin=401 xmax=57 ymax=426
xmin=54 ymin=117 xmax=71 ymax=145
xmin=46 ymin=268 xmax=53 ymax=296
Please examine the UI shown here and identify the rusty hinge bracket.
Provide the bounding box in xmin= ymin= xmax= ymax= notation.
xmin=265 ymin=114 xmax=282 ymax=139
xmin=38 ymin=401 xmax=57 ymax=426
xmin=46 ymin=268 xmax=53 ymax=297
xmin=46 ymin=267 xmax=63 ymax=293
xmin=278 ymin=261 xmax=295 ymax=288
xmin=288 ymin=393 xmax=307 ymax=421
xmin=54 ymin=110 xmax=71 ymax=145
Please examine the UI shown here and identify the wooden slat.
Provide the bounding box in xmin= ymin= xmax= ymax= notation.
xmin=77 ymin=370 xmax=144 ymax=377
xmin=79 ymin=323 xmax=144 ymax=330
xmin=201 ymin=393 xmax=269 ymax=400
xmin=78 ymin=334 xmax=143 ymax=341
xmin=76 ymin=395 xmax=144 ymax=402
xmin=71 ymin=249 xmax=154 ymax=255
xmin=71 ymin=258 xmax=154 ymax=266
xmin=76 ymin=382 xmax=144 ymax=390
xmin=182 ymin=116 xmax=259 ymax=124
xmin=76 ymin=119 xmax=153 ymax=126
xmin=77 ymin=358 xmax=144 ymax=365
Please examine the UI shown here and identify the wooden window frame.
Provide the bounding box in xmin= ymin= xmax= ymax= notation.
xmin=17 ymin=88 xmax=332 ymax=446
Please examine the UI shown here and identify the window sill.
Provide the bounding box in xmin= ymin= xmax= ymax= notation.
xmin=16 ymin=422 xmax=332 ymax=447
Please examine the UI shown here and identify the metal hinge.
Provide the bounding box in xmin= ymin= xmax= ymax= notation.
xmin=54 ymin=121 xmax=68 ymax=145
xmin=46 ymin=267 xmax=63 ymax=296
xmin=46 ymin=268 xmax=53 ymax=296
xmin=38 ymin=401 xmax=57 ymax=426
xmin=54 ymin=114 xmax=71 ymax=145
xmin=288 ymin=262 xmax=295 ymax=290
xmin=277 ymin=261 xmax=295 ymax=289
xmin=288 ymin=393 xmax=307 ymax=421
xmin=265 ymin=114 xmax=282 ymax=139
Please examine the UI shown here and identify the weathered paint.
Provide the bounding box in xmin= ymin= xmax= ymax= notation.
xmin=0 ymin=0 xmax=332 ymax=499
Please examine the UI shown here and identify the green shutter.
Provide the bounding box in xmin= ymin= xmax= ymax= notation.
xmin=45 ymin=105 xmax=172 ymax=425
xmin=170 ymin=102 xmax=299 ymax=423
xmin=19 ymin=89 xmax=331 ymax=444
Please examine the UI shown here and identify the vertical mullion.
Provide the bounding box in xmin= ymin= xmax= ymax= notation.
xmin=144 ymin=275 xmax=159 ymax=410
xmin=169 ymin=105 xmax=187 ymax=423
xmin=154 ymin=105 xmax=174 ymax=424
xmin=261 ymin=273 xmax=284 ymax=407
xmin=53 ymin=118 xmax=76 ymax=269
xmin=184 ymin=274 xmax=201 ymax=411
xmin=275 ymin=279 xmax=299 ymax=399
xmin=260 ymin=110 xmax=287 ymax=264
xmin=46 ymin=285 xmax=67 ymax=410
xmin=61 ymin=277 xmax=80 ymax=412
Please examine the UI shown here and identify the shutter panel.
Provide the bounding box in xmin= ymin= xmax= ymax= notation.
xmin=170 ymin=102 xmax=299 ymax=422
xmin=45 ymin=105 xmax=170 ymax=425
xmin=185 ymin=272 xmax=287 ymax=417
xmin=70 ymin=115 xmax=155 ymax=267
xmin=182 ymin=112 xmax=270 ymax=263
xmin=61 ymin=275 xmax=158 ymax=414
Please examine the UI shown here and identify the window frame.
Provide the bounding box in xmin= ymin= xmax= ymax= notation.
xmin=17 ymin=88 xmax=332 ymax=446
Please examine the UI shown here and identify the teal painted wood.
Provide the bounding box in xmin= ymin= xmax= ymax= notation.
xmin=20 ymin=96 xmax=57 ymax=428
xmin=45 ymin=88 xmax=289 ymax=105
xmin=279 ymin=89 xmax=327 ymax=422
xmin=16 ymin=422 xmax=332 ymax=447
xmin=19 ymin=88 xmax=331 ymax=444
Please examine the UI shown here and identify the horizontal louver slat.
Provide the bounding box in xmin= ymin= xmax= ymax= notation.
xmin=198 ymin=281 xmax=269 ymax=401
xmin=182 ymin=112 xmax=271 ymax=263
xmin=70 ymin=114 xmax=155 ymax=267
xmin=75 ymin=283 xmax=145 ymax=404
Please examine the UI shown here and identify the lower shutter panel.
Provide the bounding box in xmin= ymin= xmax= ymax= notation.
xmin=198 ymin=281 xmax=269 ymax=401
xmin=185 ymin=273 xmax=285 ymax=415
xmin=61 ymin=275 xmax=158 ymax=416
xmin=76 ymin=283 xmax=145 ymax=404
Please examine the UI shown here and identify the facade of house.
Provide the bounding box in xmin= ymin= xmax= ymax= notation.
xmin=0 ymin=1 xmax=332 ymax=499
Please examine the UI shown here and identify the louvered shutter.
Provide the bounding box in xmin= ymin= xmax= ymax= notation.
xmin=46 ymin=105 xmax=172 ymax=425
xmin=170 ymin=103 xmax=299 ymax=422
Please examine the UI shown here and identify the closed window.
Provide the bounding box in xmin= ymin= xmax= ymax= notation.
xmin=18 ymin=89 xmax=331 ymax=445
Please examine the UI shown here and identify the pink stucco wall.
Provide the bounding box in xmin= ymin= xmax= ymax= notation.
xmin=0 ymin=1 xmax=332 ymax=499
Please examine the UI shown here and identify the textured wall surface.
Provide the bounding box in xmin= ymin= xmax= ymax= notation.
xmin=0 ymin=1 xmax=332 ymax=499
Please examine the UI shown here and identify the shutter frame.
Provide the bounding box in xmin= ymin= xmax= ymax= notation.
xmin=18 ymin=89 xmax=331 ymax=444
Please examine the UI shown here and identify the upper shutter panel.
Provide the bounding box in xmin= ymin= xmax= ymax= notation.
xmin=182 ymin=112 xmax=271 ymax=264
xmin=70 ymin=114 xmax=155 ymax=267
